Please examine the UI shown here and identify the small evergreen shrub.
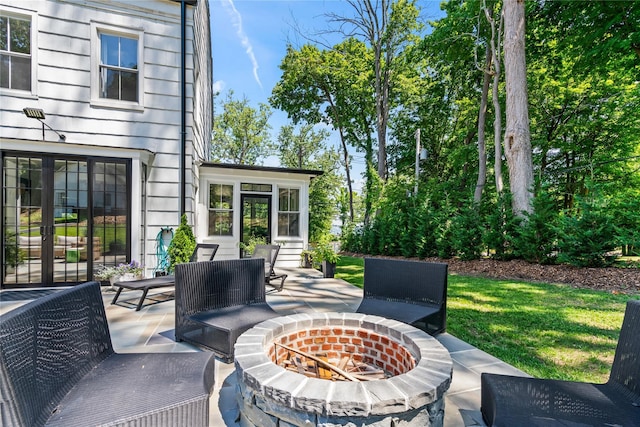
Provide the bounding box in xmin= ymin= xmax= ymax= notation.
xmin=167 ymin=214 xmax=196 ymax=273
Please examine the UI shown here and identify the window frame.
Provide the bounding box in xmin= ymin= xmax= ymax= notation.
xmin=0 ymin=7 xmax=37 ymax=97
xmin=208 ymin=182 xmax=235 ymax=237
xmin=90 ymin=22 xmax=143 ymax=110
xmin=277 ymin=186 xmax=300 ymax=237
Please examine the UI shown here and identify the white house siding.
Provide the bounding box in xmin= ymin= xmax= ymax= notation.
xmin=197 ymin=164 xmax=322 ymax=268
xmin=0 ymin=0 xmax=211 ymax=280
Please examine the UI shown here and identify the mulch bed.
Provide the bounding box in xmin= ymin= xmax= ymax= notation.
xmin=346 ymin=253 xmax=640 ymax=295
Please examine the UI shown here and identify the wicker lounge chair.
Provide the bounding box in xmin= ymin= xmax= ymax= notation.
xmin=355 ymin=257 xmax=448 ymax=335
xmin=111 ymin=243 xmax=219 ymax=310
xmin=251 ymin=244 xmax=287 ymax=291
xmin=174 ymin=258 xmax=280 ymax=362
xmin=0 ymin=281 xmax=216 ymax=427
xmin=481 ymin=299 xmax=640 ymax=427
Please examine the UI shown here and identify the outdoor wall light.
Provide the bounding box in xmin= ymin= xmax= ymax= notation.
xmin=22 ymin=107 xmax=66 ymax=141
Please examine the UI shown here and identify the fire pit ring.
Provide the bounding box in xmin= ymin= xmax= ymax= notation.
xmin=234 ymin=312 xmax=453 ymax=427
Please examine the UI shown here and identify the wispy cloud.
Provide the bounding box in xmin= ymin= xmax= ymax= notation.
xmin=221 ymin=0 xmax=262 ymax=89
xmin=212 ymin=80 xmax=225 ymax=96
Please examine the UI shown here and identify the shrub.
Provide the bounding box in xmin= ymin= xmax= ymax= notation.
xmin=557 ymin=196 xmax=617 ymax=267
xmin=167 ymin=214 xmax=196 ymax=273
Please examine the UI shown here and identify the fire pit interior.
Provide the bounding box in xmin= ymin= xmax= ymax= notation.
xmin=234 ymin=312 xmax=453 ymax=427
xmin=270 ymin=324 xmax=416 ymax=381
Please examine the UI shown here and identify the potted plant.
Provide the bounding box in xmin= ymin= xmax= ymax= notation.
xmin=167 ymin=214 xmax=196 ymax=273
xmin=312 ymin=241 xmax=340 ymax=278
xmin=95 ymin=260 xmax=144 ymax=290
xmin=300 ymin=248 xmax=314 ymax=268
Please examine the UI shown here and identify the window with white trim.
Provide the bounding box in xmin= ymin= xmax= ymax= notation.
xmin=91 ymin=23 xmax=143 ymax=109
xmin=0 ymin=13 xmax=31 ymax=91
xmin=278 ymin=187 xmax=299 ymax=237
xmin=209 ymin=183 xmax=233 ymax=236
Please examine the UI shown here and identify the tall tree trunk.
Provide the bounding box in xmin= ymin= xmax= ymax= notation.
xmin=474 ymin=44 xmax=491 ymax=205
xmin=503 ymin=0 xmax=533 ymax=216
xmin=491 ymin=3 xmax=505 ymax=194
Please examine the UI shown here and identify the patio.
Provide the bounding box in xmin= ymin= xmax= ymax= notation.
xmin=0 ymin=267 xmax=528 ymax=427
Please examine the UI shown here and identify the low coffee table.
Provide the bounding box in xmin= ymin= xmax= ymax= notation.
xmin=111 ymin=276 xmax=175 ymax=311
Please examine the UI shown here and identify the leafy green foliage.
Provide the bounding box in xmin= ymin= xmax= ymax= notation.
xmin=277 ymin=124 xmax=341 ymax=244
xmin=513 ymin=188 xmax=561 ymax=264
xmin=557 ymin=194 xmax=617 ymax=268
xmin=167 ymin=214 xmax=196 ymax=273
xmin=450 ymin=203 xmax=483 ymax=260
xmin=212 ymin=90 xmax=275 ymax=165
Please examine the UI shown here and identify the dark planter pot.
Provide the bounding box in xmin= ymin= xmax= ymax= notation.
xmin=322 ymin=260 xmax=336 ymax=278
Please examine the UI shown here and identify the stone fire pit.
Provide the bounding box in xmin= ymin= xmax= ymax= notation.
xmin=234 ymin=312 xmax=453 ymax=427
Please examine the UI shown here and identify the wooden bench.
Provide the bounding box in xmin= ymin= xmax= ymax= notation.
xmin=481 ymin=299 xmax=640 ymax=427
xmin=175 ymin=258 xmax=280 ymax=363
xmin=0 ymin=281 xmax=216 ymax=427
xmin=355 ymin=257 xmax=448 ymax=335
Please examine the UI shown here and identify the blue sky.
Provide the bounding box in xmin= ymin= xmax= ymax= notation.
xmin=209 ymin=0 xmax=446 ymax=184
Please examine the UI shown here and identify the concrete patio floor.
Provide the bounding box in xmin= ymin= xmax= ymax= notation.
xmin=0 ymin=267 xmax=528 ymax=427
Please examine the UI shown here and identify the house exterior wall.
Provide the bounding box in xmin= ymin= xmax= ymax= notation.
xmin=0 ymin=0 xmax=211 ymax=281
xmin=197 ymin=165 xmax=320 ymax=268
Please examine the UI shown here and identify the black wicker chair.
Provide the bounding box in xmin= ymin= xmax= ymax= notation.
xmin=355 ymin=257 xmax=448 ymax=335
xmin=481 ymin=299 xmax=640 ymax=427
xmin=111 ymin=243 xmax=219 ymax=311
xmin=175 ymin=258 xmax=280 ymax=362
xmin=251 ymin=244 xmax=287 ymax=291
xmin=0 ymin=281 xmax=216 ymax=427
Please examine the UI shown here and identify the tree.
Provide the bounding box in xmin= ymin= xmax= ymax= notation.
xmin=327 ymin=0 xmax=422 ymax=180
xmin=503 ymin=0 xmax=533 ymax=216
xmin=212 ymin=90 xmax=275 ymax=165
xmin=277 ymin=124 xmax=342 ymax=243
xmin=271 ymin=41 xmax=369 ymax=221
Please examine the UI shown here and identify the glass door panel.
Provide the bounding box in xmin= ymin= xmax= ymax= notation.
xmin=241 ymin=195 xmax=271 ymax=258
xmin=52 ymin=159 xmax=89 ymax=283
xmin=3 ymin=156 xmax=43 ymax=285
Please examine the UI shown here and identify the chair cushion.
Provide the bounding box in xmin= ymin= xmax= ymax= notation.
xmin=189 ymin=303 xmax=278 ymax=333
xmin=356 ymin=298 xmax=440 ymax=324
xmin=45 ymin=352 xmax=216 ymax=427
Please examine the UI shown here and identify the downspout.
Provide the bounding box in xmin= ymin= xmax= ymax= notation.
xmin=180 ymin=0 xmax=187 ymax=217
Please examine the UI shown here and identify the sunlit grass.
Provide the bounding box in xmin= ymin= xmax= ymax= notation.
xmin=336 ymin=255 xmax=638 ymax=383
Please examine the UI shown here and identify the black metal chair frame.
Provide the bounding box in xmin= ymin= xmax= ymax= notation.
xmin=355 ymin=257 xmax=448 ymax=335
xmin=111 ymin=243 xmax=219 ymax=310
xmin=481 ymin=299 xmax=640 ymax=427
xmin=0 ymin=281 xmax=216 ymax=427
xmin=174 ymin=258 xmax=280 ymax=363
xmin=251 ymin=244 xmax=287 ymax=291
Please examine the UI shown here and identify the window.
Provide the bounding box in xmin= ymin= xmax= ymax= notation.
xmin=241 ymin=183 xmax=272 ymax=193
xmin=209 ymin=184 xmax=233 ymax=236
xmin=91 ymin=23 xmax=142 ymax=108
xmin=0 ymin=14 xmax=31 ymax=91
xmin=278 ymin=188 xmax=299 ymax=236
xmin=99 ymin=33 xmax=138 ymax=101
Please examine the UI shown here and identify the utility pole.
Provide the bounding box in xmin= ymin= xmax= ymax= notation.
xmin=414 ymin=129 xmax=421 ymax=194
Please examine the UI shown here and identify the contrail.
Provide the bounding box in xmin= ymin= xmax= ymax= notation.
xmin=222 ymin=0 xmax=262 ymax=88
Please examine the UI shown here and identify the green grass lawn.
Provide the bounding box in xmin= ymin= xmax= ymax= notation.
xmin=336 ymin=255 xmax=638 ymax=383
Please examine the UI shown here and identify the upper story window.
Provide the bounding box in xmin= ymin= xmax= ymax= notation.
xmin=209 ymin=183 xmax=234 ymax=236
xmin=278 ymin=188 xmax=299 ymax=237
xmin=0 ymin=14 xmax=31 ymax=91
xmin=99 ymin=33 xmax=138 ymax=101
xmin=91 ymin=23 xmax=143 ymax=110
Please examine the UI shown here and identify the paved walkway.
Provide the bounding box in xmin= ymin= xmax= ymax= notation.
xmin=0 ymin=267 xmax=528 ymax=427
